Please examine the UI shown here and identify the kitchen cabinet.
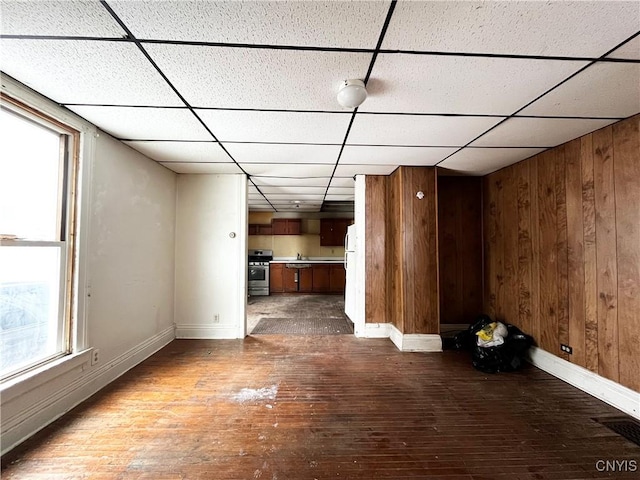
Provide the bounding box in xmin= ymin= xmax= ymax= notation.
xmin=270 ymin=262 xmax=345 ymax=294
xmin=299 ymin=267 xmax=313 ymax=293
xmin=283 ymin=267 xmax=298 ymax=292
xmin=329 ymin=264 xmax=346 ymax=293
xmin=269 ymin=263 xmax=284 ymax=293
xmin=272 ymin=218 xmax=301 ymax=235
xmin=248 ymin=224 xmax=273 ymax=235
xmin=320 ymin=218 xmax=352 ymax=246
xmin=312 ymin=265 xmax=331 ymax=292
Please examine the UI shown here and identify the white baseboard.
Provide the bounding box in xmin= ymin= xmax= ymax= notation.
xmin=357 ymin=322 xmax=392 ymax=338
xmin=390 ymin=325 xmax=442 ymax=352
xmin=1 ymin=324 xmax=175 ymax=455
xmin=175 ymin=323 xmax=240 ymax=339
xmin=527 ymin=346 xmax=640 ymax=420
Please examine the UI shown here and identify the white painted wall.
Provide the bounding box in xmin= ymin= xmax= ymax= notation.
xmin=87 ymin=134 xmax=176 ymax=358
xmin=1 ymin=76 xmax=177 ymax=454
xmin=175 ymin=174 xmax=248 ymax=339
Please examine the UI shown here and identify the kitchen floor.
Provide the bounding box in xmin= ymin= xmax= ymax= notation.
xmin=246 ymin=294 xmax=346 ymax=334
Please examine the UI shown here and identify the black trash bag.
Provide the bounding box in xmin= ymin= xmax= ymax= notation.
xmin=472 ymin=324 xmax=534 ymax=374
xmin=451 ymin=314 xmax=493 ymax=350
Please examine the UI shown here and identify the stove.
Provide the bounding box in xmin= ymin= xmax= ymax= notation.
xmin=248 ymin=249 xmax=273 ymax=296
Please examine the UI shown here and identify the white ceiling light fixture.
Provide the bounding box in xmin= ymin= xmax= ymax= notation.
xmin=337 ymin=79 xmax=367 ymax=108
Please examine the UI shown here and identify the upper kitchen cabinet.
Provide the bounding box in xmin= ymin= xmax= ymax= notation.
xmin=320 ymin=218 xmax=352 ymax=246
xmin=272 ymin=218 xmax=301 ymax=235
xmin=248 ymin=224 xmax=273 ymax=236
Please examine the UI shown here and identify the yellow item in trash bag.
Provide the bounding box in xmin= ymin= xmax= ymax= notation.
xmin=476 ymin=322 xmax=498 ymax=341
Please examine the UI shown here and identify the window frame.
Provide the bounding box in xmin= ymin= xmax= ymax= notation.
xmin=0 ymin=93 xmax=81 ymax=381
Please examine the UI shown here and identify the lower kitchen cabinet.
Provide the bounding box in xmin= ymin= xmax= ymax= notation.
xmin=269 ymin=263 xmax=344 ymax=294
xmin=312 ymin=265 xmax=331 ymax=293
xmin=269 ymin=263 xmax=284 ymax=293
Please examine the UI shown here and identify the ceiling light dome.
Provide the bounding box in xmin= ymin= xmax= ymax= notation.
xmin=337 ymin=79 xmax=367 ymax=108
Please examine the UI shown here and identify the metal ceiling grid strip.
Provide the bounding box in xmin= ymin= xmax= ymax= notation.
xmin=4 ymin=34 xmax=639 ymax=64
xmin=435 ymin=30 xmax=640 ymax=167
xmin=98 ymin=0 xmax=277 ymax=211
xmin=321 ymin=0 xmax=398 ymax=205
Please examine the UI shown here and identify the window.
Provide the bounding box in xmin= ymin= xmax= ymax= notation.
xmin=0 ymin=95 xmax=79 ymax=380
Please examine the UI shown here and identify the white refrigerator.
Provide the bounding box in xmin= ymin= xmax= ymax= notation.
xmin=344 ymin=224 xmax=357 ymax=322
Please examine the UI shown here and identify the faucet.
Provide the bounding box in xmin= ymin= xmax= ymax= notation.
xmin=297 ymin=252 xmax=301 ymax=260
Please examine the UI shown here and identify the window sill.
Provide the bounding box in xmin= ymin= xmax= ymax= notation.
xmin=0 ymin=349 xmax=93 ymax=404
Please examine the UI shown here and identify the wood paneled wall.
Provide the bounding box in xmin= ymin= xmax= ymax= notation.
xmin=365 ymin=176 xmax=388 ymax=324
xmin=483 ymin=115 xmax=640 ymax=392
xmin=386 ymin=167 xmax=440 ymax=334
xmin=437 ymin=176 xmax=483 ymax=324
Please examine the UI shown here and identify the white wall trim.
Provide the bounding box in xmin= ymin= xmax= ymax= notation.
xmin=1 ymin=324 xmax=175 ymax=455
xmin=390 ymin=325 xmax=443 ymax=352
xmin=358 ymin=322 xmax=393 ymax=338
xmin=175 ymin=324 xmax=240 ymax=339
xmin=527 ymin=346 xmax=640 ymax=420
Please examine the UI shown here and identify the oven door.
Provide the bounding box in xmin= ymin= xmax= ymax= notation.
xmin=248 ymin=264 xmax=269 ymax=295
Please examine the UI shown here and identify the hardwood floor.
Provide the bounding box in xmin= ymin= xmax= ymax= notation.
xmin=2 ymin=336 xmax=638 ymax=479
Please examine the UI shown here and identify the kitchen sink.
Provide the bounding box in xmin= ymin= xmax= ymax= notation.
xmin=285 ymin=263 xmax=311 ymax=269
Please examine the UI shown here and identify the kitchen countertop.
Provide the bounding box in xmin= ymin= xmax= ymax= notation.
xmin=271 ymin=258 xmax=344 ymax=264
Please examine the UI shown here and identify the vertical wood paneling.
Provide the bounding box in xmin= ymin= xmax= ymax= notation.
xmin=555 ymin=147 xmax=570 ymax=361
xmin=581 ymin=134 xmax=599 ymax=373
xmin=530 ymin=158 xmax=541 ymax=344
xmin=516 ymin=161 xmax=532 ymax=335
xmin=483 ymin=114 xmax=639 ymax=391
xmin=494 ymin=172 xmax=505 ymax=322
xmin=365 ymin=176 xmax=387 ymax=324
xmin=613 ymin=116 xmax=640 ymax=392
xmin=593 ymin=126 xmax=619 ymax=382
xmin=386 ymin=169 xmax=403 ymax=331
xmin=483 ymin=176 xmax=497 ymax=318
xmin=438 ymin=177 xmax=483 ymax=324
xmin=565 ymin=139 xmax=587 ymax=368
xmin=538 ymin=150 xmax=559 ymax=354
xmin=403 ymin=167 xmax=438 ymax=334
xmin=503 ymin=167 xmax=519 ymax=325
xmin=438 ymin=178 xmax=461 ymax=322
xmin=383 ymin=167 xmax=439 ymax=335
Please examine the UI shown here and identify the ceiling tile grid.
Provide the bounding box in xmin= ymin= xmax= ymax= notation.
xmin=1 ymin=0 xmax=638 ymax=211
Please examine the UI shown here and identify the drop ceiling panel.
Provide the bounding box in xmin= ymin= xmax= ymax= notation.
xmin=341 ymin=146 xmax=456 ymax=165
xmin=325 ymin=194 xmax=355 ymax=201
xmin=608 ymin=37 xmax=640 ymax=60
xmin=259 ymin=186 xmax=327 ymax=195
xmin=145 ymin=44 xmax=371 ymax=110
xmin=251 ymin=177 xmax=330 ymax=187
xmin=198 ymin=110 xmax=350 ymax=144
xmin=348 ymin=114 xmax=503 ymax=146
xmin=123 ymin=141 xmax=231 ymax=164
xmin=382 ymin=1 xmax=640 ymax=57
xmin=519 ymin=63 xmax=640 ymax=118
xmin=0 ymin=40 xmax=183 ymax=106
xmin=110 ymin=0 xmax=389 ymax=48
xmin=1 ymin=0 xmax=126 ymax=37
xmin=70 ymin=106 xmax=212 ymax=141
xmin=439 ymin=147 xmax=547 ymax=176
xmin=362 ymin=54 xmax=587 ymax=115
xmin=334 ymin=164 xmax=398 ymax=177
xmin=329 ymin=178 xmax=357 ymax=188
xmin=241 ymin=164 xmax=334 ymax=177
xmin=471 ymin=118 xmax=616 ymax=148
xmin=160 ymin=163 xmax=244 ymax=174
xmin=265 ymin=194 xmax=324 ymax=201
xmin=224 ymin=143 xmax=340 ymax=164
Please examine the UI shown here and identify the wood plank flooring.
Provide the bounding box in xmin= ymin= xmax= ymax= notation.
xmin=2 ymin=336 xmax=638 ymax=479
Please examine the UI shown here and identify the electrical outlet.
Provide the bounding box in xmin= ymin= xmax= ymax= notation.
xmin=91 ymin=349 xmax=100 ymax=365
xmin=560 ymin=344 xmax=573 ymax=355
xmin=213 ymin=314 xmax=220 ymax=324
